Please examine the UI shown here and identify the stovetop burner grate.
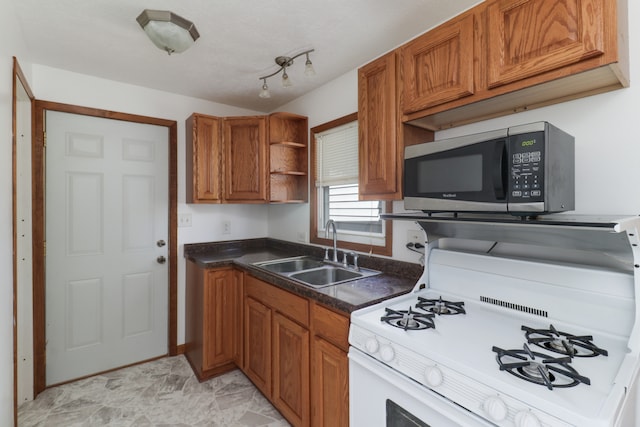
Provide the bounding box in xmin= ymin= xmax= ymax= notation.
xmin=492 ymin=344 xmax=591 ymax=390
xmin=416 ymin=296 xmax=466 ymax=315
xmin=522 ymin=324 xmax=609 ymax=358
xmin=381 ymin=307 xmax=436 ymax=331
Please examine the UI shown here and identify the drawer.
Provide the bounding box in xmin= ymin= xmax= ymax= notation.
xmin=312 ymin=302 xmax=349 ymax=352
xmin=245 ymin=274 xmax=309 ymax=327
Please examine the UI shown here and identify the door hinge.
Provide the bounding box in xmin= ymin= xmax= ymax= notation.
xmin=44 ymin=241 xmax=46 ymax=256
xmin=43 ymin=131 xmax=47 ymax=147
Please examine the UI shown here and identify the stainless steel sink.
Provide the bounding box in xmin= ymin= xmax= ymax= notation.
xmin=253 ymin=256 xmax=381 ymax=288
xmin=255 ymin=257 xmax=325 ymax=273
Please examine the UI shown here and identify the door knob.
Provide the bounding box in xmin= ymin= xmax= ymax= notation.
xmin=157 ymin=256 xmax=166 ymax=264
xmin=157 ymin=239 xmax=166 ymax=247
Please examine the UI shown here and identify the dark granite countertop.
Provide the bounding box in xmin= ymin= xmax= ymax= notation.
xmin=184 ymin=238 xmax=421 ymax=314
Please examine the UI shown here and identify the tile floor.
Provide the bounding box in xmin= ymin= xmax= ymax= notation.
xmin=18 ymin=355 xmax=291 ymax=427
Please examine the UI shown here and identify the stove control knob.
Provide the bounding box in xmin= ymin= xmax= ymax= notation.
xmin=424 ymin=365 xmax=443 ymax=387
xmin=379 ymin=344 xmax=395 ymax=362
xmin=515 ymin=410 xmax=541 ymax=427
xmin=364 ymin=337 xmax=379 ymax=354
xmin=483 ymin=395 xmax=508 ymax=422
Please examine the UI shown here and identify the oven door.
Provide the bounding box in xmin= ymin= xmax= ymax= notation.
xmin=349 ymin=347 xmax=492 ymax=427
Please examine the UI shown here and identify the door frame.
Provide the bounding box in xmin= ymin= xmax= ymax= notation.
xmin=13 ymin=57 xmax=35 ymax=427
xmin=31 ymin=100 xmax=178 ymax=396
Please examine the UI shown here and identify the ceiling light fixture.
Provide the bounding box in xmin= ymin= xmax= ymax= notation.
xmin=136 ymin=9 xmax=200 ymax=55
xmin=258 ymin=49 xmax=315 ymax=98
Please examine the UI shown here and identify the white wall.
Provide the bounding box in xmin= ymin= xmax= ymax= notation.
xmin=270 ymin=2 xmax=640 ymax=264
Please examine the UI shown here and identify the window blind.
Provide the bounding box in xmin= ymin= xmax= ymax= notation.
xmin=315 ymin=121 xmax=358 ymax=187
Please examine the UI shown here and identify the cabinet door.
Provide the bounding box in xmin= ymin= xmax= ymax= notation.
xmin=244 ymin=296 xmax=272 ymax=398
xmin=186 ymin=114 xmax=222 ymax=203
xmin=401 ymin=13 xmax=475 ymax=114
xmin=223 ymin=117 xmax=268 ymax=202
xmin=273 ymin=312 xmax=310 ymax=427
xmin=486 ymin=0 xmax=606 ymax=88
xmin=358 ymin=51 xmax=402 ymax=200
xmin=203 ymin=268 xmax=241 ymax=370
xmin=311 ymin=337 xmax=349 ymax=427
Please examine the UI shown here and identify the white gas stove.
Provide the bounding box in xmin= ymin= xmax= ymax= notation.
xmin=349 ymin=216 xmax=640 ymax=427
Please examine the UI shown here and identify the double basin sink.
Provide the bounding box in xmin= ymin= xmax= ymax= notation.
xmin=253 ymin=256 xmax=381 ymax=288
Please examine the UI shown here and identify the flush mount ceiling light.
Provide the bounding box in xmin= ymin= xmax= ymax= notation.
xmin=258 ymin=49 xmax=315 ymax=98
xmin=136 ymin=9 xmax=200 ymax=55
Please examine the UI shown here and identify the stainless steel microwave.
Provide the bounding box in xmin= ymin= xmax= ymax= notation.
xmin=403 ymin=122 xmax=575 ymax=215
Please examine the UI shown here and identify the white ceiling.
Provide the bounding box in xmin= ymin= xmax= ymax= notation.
xmin=12 ymin=0 xmax=480 ymax=113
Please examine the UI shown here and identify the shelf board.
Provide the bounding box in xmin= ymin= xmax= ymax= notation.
xmin=269 ymin=199 xmax=306 ymax=204
xmin=270 ymin=141 xmax=306 ymax=148
xmin=270 ymin=171 xmax=307 ymax=176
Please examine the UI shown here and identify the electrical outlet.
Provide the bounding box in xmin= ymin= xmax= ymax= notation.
xmin=407 ymin=229 xmax=423 ymax=245
xmin=222 ymin=220 xmax=231 ymax=234
xmin=297 ymin=231 xmax=307 ymax=242
xmin=178 ymin=213 xmax=192 ymax=227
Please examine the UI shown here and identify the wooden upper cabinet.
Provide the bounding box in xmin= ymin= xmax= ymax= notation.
xmin=358 ymin=51 xmax=434 ymax=200
xmin=486 ymin=0 xmax=607 ymax=88
xmin=358 ymin=51 xmax=401 ymax=199
xmin=401 ymin=12 xmax=476 ymax=114
xmin=186 ymin=114 xmax=222 ymax=203
xmin=401 ymin=0 xmax=627 ymax=130
xmin=268 ymin=113 xmax=309 ymax=203
xmin=223 ymin=116 xmax=268 ymax=203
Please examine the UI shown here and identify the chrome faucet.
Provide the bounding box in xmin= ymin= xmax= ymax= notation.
xmin=325 ymin=219 xmax=339 ymax=262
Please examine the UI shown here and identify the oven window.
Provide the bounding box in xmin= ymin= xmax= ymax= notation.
xmin=386 ymin=399 xmax=430 ymax=427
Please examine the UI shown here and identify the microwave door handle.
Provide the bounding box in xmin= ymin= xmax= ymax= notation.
xmin=492 ymin=140 xmax=507 ymax=200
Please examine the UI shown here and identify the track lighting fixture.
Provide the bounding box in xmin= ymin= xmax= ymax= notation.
xmin=258 ymin=49 xmax=315 ymax=98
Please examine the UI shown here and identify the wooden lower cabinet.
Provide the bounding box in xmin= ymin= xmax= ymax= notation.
xmin=243 ymin=275 xmax=311 ymax=427
xmin=185 ymin=269 xmax=351 ymax=426
xmin=311 ymin=303 xmax=350 ymax=427
xmin=311 ymin=337 xmax=349 ymax=426
xmin=244 ymin=296 xmax=272 ymax=398
xmin=185 ymin=263 xmax=242 ymax=381
xmin=273 ymin=312 xmax=310 ymax=426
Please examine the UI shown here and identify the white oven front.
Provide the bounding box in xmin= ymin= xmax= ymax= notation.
xmin=349 ymin=347 xmax=493 ymax=427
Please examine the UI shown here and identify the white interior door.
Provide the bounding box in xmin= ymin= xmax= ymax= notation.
xmin=45 ymin=111 xmax=168 ymax=386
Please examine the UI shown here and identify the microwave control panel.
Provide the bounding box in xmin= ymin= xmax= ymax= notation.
xmin=509 ymin=132 xmax=544 ymax=202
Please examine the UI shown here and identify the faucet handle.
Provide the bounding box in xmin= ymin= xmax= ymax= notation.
xmin=324 ymin=247 xmax=329 ymax=260
xmin=350 ymin=251 xmax=360 ymax=271
xmin=342 ymin=251 xmax=348 ymax=267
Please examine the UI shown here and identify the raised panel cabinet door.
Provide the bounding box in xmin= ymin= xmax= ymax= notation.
xmin=358 ymin=51 xmax=402 ymax=199
xmin=311 ymin=337 xmax=349 ymax=427
xmin=273 ymin=312 xmax=310 ymax=427
xmin=486 ymin=0 xmax=606 ymax=88
xmin=401 ymin=12 xmax=475 ymax=114
xmin=203 ymin=268 xmax=241 ymax=370
xmin=243 ymin=296 xmax=272 ymax=398
xmin=223 ymin=117 xmax=268 ymax=202
xmin=186 ymin=114 xmax=222 ymax=203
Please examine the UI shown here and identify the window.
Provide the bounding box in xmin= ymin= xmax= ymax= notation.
xmin=310 ymin=113 xmax=392 ymax=256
